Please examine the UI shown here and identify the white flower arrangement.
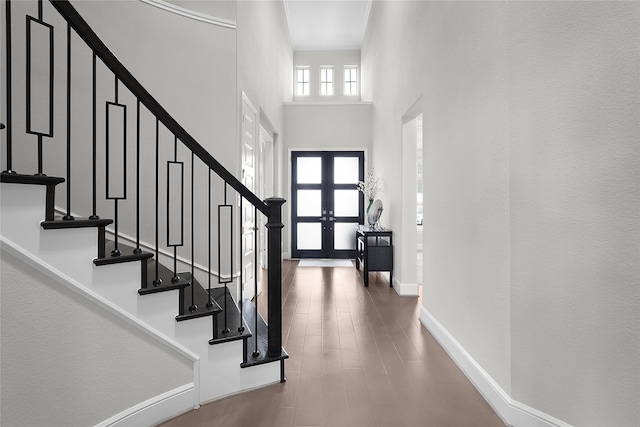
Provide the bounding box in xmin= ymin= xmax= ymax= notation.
xmin=357 ymin=167 xmax=381 ymax=201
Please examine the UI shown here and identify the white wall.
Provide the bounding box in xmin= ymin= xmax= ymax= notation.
xmin=237 ymin=0 xmax=293 ymax=199
xmin=508 ymin=3 xmax=639 ymax=425
xmin=362 ymin=1 xmax=639 ymax=425
xmin=71 ymin=0 xmax=237 ymax=160
xmin=283 ymin=103 xmax=372 ymax=258
xmin=0 ymin=250 xmax=192 ymax=427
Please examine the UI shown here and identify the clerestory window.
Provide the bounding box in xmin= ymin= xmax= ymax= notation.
xmin=296 ymin=67 xmax=310 ymax=96
xmin=320 ymin=67 xmax=334 ymax=96
xmin=344 ymin=66 xmax=358 ymax=96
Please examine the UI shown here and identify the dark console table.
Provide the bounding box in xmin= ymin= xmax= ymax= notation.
xmin=355 ymin=225 xmax=393 ymax=287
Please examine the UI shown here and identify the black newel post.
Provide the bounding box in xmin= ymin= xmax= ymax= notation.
xmin=265 ymin=197 xmax=285 ymax=357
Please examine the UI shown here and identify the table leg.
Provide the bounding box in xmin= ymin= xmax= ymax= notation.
xmin=364 ymin=263 xmax=369 ymax=287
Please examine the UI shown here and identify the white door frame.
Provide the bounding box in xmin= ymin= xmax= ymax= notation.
xmin=258 ymin=124 xmax=275 ymax=268
xmin=398 ymin=96 xmax=422 ymax=296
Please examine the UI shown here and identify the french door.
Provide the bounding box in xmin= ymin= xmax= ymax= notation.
xmin=291 ymin=151 xmax=364 ymax=258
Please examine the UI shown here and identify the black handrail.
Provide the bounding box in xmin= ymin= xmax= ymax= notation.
xmin=49 ymin=0 xmax=269 ymax=216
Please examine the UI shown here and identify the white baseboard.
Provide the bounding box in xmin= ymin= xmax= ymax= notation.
xmin=96 ymin=384 xmax=197 ymax=427
xmin=392 ymin=279 xmax=420 ymax=296
xmin=419 ymin=307 xmax=572 ymax=427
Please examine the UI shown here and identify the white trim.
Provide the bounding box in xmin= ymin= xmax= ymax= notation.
xmin=361 ymin=0 xmax=373 ymax=46
xmin=96 ymin=384 xmax=196 ymax=427
xmin=284 ymin=101 xmax=373 ymax=106
xmin=401 ymin=96 xmax=423 ymax=123
xmin=0 ymin=236 xmax=201 ymax=412
xmin=293 ymin=45 xmax=364 ymax=52
xmin=392 ymin=279 xmax=419 ymax=297
xmin=282 ymin=0 xmax=295 ymax=47
xmin=419 ymin=307 xmax=573 ymax=427
xmin=137 ymin=0 xmax=236 ymax=29
xmin=242 ymin=91 xmax=258 ymax=115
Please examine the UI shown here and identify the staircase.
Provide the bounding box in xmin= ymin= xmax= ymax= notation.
xmin=1 ymin=0 xmax=287 ymax=424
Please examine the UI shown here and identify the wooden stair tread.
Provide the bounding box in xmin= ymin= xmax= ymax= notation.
xmin=94 ymin=240 xmax=153 ymax=265
xmin=139 ymin=258 xmax=190 ymax=294
xmin=240 ymin=298 xmax=289 ymax=368
xmin=41 ymin=217 xmax=113 ymax=229
xmin=175 ymin=272 xmax=223 ymax=322
xmin=209 ymin=287 xmax=252 ymax=345
xmin=1 ymin=172 xmax=65 ymax=186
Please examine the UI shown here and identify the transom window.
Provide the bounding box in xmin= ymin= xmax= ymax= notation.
xmin=296 ymin=67 xmax=310 ymax=96
xmin=320 ymin=67 xmax=334 ymax=96
xmin=344 ymin=66 xmax=358 ymax=96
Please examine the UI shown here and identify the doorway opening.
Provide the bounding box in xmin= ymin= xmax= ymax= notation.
xmin=415 ymin=116 xmax=423 ymax=285
xmin=401 ymin=107 xmax=423 ymax=291
xmin=291 ymin=151 xmax=364 ymax=259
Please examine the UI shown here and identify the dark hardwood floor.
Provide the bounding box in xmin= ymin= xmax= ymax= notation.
xmin=160 ymin=260 xmax=504 ymax=427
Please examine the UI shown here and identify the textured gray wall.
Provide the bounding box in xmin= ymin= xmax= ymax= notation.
xmin=362 ymin=1 xmax=639 ymax=425
xmin=0 ymin=250 xmax=192 ymax=427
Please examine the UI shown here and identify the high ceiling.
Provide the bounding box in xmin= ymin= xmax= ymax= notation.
xmin=283 ymin=0 xmax=372 ymax=51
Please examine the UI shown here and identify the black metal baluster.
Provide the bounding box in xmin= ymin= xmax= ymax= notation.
xmin=189 ymin=151 xmax=196 ymax=312
xmin=25 ymin=6 xmax=53 ymax=177
xmin=36 ymin=135 xmax=43 ymax=175
xmin=228 ymin=184 xmax=233 ymax=329
xmin=89 ymin=52 xmax=98 ymax=220
xmin=253 ymin=205 xmax=259 ymax=357
xmin=218 ymin=182 xmax=232 ymax=334
xmin=207 ymin=169 xmax=213 ymax=309
xmin=238 ymin=196 xmax=245 ymax=333
xmin=112 ymin=78 xmax=119 ymax=253
xmin=167 ymin=136 xmax=183 ymax=286
xmin=106 ymin=78 xmax=126 ymax=255
xmin=62 ymin=22 xmax=73 ymax=219
xmin=153 ymin=118 xmax=161 ymax=287
xmin=3 ymin=0 xmax=14 ymax=174
xmin=134 ymin=99 xmax=141 ymax=253
xmin=36 ymin=0 xmax=44 ymax=175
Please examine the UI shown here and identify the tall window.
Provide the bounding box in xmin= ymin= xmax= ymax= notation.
xmin=320 ymin=67 xmax=334 ymax=96
xmin=344 ymin=66 xmax=358 ymax=96
xmin=296 ymin=67 xmax=310 ymax=96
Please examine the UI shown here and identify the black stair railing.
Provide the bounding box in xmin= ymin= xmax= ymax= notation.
xmin=1 ymin=0 xmax=285 ymax=363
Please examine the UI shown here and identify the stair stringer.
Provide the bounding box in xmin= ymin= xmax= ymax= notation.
xmin=0 ymin=182 xmax=281 ymax=424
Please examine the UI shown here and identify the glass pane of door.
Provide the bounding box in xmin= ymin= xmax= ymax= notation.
xmin=334 ymin=189 xmax=359 ymax=217
xmin=297 ymin=157 xmax=322 ymax=184
xmin=297 ymin=190 xmax=322 ymax=216
xmin=334 ymin=157 xmax=360 ymax=184
xmin=297 ymin=223 xmax=322 ymax=250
